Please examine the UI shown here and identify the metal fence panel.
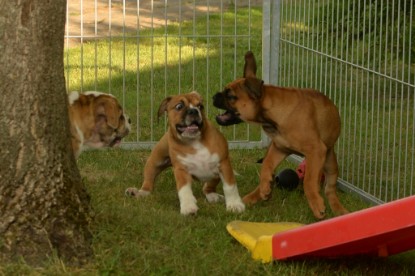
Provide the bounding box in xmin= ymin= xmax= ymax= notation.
xmin=64 ymin=0 xmax=263 ymax=149
xmin=65 ymin=0 xmax=415 ymax=204
xmin=275 ymin=0 xmax=414 ymax=203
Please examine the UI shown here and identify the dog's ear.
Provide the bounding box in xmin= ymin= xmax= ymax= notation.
xmin=95 ymin=100 xmax=120 ymax=129
xmin=243 ymin=51 xmax=257 ymax=78
xmin=244 ymin=78 xmax=264 ymax=100
xmin=158 ymin=96 xmax=172 ymax=119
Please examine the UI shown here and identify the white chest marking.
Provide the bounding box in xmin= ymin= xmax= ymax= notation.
xmin=178 ymin=142 xmax=220 ymax=182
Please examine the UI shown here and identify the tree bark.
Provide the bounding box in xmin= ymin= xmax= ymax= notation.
xmin=0 ymin=0 xmax=93 ymax=265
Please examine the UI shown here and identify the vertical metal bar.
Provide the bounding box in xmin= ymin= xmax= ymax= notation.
xmin=192 ymin=0 xmax=196 ymax=91
xmin=341 ymin=0 xmax=350 ymax=180
xmin=94 ymin=0 xmax=98 ymax=91
xmin=287 ymin=0 xmax=293 ymax=86
xmin=262 ymin=0 xmax=271 ymax=84
xmin=395 ymin=0 xmax=403 ymax=198
xmin=402 ymin=0 xmax=409 ymax=197
xmin=164 ymin=0 xmax=168 ymax=91
xmin=282 ymin=0 xmax=288 ymax=85
xmin=292 ymin=0 xmax=298 ymax=87
xmin=350 ymin=0 xmax=357 ymax=187
xmin=318 ymin=0 xmax=323 ymax=92
xmin=122 ymin=0 xmax=126 ymax=107
xmin=314 ymin=0 xmax=319 ymax=89
xmin=356 ymin=0 xmax=363 ymax=190
xmin=326 ymin=0 xmax=332 ymax=98
xmin=232 ymin=0 xmax=237 ymax=141
xmin=220 ymin=0 xmax=223 ymax=91
xmin=206 ymin=0 xmax=210 ymax=116
xmin=245 ymin=0 xmax=252 ymax=142
xmin=248 ymin=0 xmax=251 ymax=51
xmin=300 ymin=0 xmax=305 ymax=88
xmin=380 ymin=0 xmax=390 ymax=201
xmin=334 ymin=0 xmax=340 ymax=157
xmin=136 ymin=0 xmax=141 ymax=142
xmin=164 ymin=0 xmax=168 ymax=131
xmin=374 ymin=0 xmax=384 ymax=199
xmin=365 ymin=0 xmax=372 ymax=194
xmin=340 ymin=0 xmax=348 ymax=178
xmin=65 ymin=0 xmax=70 ymax=91
xmin=178 ymin=0 xmax=182 ymax=94
xmin=150 ymin=0 xmax=154 ymax=141
xmin=408 ymin=0 xmax=414 ymax=196
xmin=80 ymin=0 xmax=84 ymax=92
xmin=108 ymin=0 xmax=112 ymax=94
xmin=390 ymin=0 xmax=397 ymax=200
xmin=261 ymin=0 xmax=280 ymax=147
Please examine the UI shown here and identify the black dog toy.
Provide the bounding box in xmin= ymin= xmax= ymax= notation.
xmin=275 ymin=168 xmax=299 ymax=191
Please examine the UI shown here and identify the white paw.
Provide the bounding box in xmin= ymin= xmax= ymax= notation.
xmin=226 ymin=199 xmax=245 ymax=213
xmin=205 ymin=193 xmax=224 ymax=203
xmin=180 ymin=201 xmax=199 ymax=215
xmin=125 ymin=187 xmax=151 ymax=197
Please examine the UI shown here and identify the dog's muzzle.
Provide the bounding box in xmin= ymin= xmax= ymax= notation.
xmin=212 ymin=92 xmax=243 ymax=126
xmin=176 ymin=108 xmax=203 ymax=138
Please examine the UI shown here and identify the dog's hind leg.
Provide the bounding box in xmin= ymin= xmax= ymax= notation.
xmin=303 ymin=145 xmax=328 ymax=219
xmin=324 ymin=148 xmax=349 ymax=216
xmin=243 ymin=143 xmax=287 ymax=204
xmin=203 ymin=178 xmax=224 ymax=203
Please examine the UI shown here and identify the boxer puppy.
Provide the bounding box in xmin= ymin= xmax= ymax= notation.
xmin=213 ymin=51 xmax=348 ymax=219
xmin=125 ymin=91 xmax=245 ymax=215
xmin=68 ymin=91 xmax=131 ymax=158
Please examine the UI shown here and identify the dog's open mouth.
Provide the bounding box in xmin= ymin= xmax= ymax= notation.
xmin=215 ymin=110 xmax=243 ymax=126
xmin=109 ymin=137 xmax=123 ymax=147
xmin=176 ymin=121 xmax=202 ymax=135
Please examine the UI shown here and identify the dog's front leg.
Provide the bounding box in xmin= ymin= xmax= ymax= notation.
xmin=218 ymin=158 xmax=245 ymax=213
xmin=125 ymin=136 xmax=171 ymax=197
xmin=174 ymin=167 xmax=198 ymax=215
xmin=243 ymin=143 xmax=287 ymax=204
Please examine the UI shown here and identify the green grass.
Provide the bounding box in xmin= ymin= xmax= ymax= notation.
xmin=3 ymin=148 xmax=415 ymax=275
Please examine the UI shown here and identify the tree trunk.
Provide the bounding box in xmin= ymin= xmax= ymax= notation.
xmin=0 ymin=0 xmax=93 ymax=265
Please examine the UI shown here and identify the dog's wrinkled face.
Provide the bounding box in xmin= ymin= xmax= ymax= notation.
xmin=69 ymin=91 xmax=131 ymax=157
xmin=90 ymin=93 xmax=131 ymax=148
xmin=213 ymin=51 xmax=264 ymax=126
xmin=158 ymin=91 xmax=205 ymax=140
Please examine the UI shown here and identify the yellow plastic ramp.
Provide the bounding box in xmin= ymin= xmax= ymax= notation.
xmin=226 ymin=220 xmax=303 ymax=263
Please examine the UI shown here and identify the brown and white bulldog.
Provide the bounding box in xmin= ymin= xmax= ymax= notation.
xmin=125 ymin=91 xmax=245 ymax=215
xmin=68 ymin=91 xmax=131 ymax=158
xmin=213 ymin=51 xmax=348 ymax=219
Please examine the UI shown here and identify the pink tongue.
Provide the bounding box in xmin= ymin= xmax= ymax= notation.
xmin=186 ymin=125 xmax=199 ymax=132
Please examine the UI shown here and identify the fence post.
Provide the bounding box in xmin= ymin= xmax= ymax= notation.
xmin=261 ymin=0 xmax=280 ymax=148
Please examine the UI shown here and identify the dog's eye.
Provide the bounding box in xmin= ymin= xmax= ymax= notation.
xmin=175 ymin=103 xmax=184 ymax=110
xmin=197 ymin=103 xmax=204 ymax=110
xmin=227 ymin=95 xmax=238 ymax=101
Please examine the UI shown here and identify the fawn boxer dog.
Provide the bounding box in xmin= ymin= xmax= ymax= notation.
xmin=125 ymin=91 xmax=245 ymax=215
xmin=213 ymin=51 xmax=348 ymax=219
xmin=68 ymin=91 xmax=131 ymax=158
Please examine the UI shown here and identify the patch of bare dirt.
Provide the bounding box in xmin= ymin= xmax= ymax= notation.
xmin=66 ymin=0 xmax=261 ymax=46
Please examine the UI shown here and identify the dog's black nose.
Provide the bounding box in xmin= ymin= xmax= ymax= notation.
xmin=213 ymin=92 xmax=224 ymax=108
xmin=187 ymin=108 xmax=198 ymax=116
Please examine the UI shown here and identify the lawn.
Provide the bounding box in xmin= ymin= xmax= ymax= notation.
xmin=3 ymin=148 xmax=415 ymax=275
